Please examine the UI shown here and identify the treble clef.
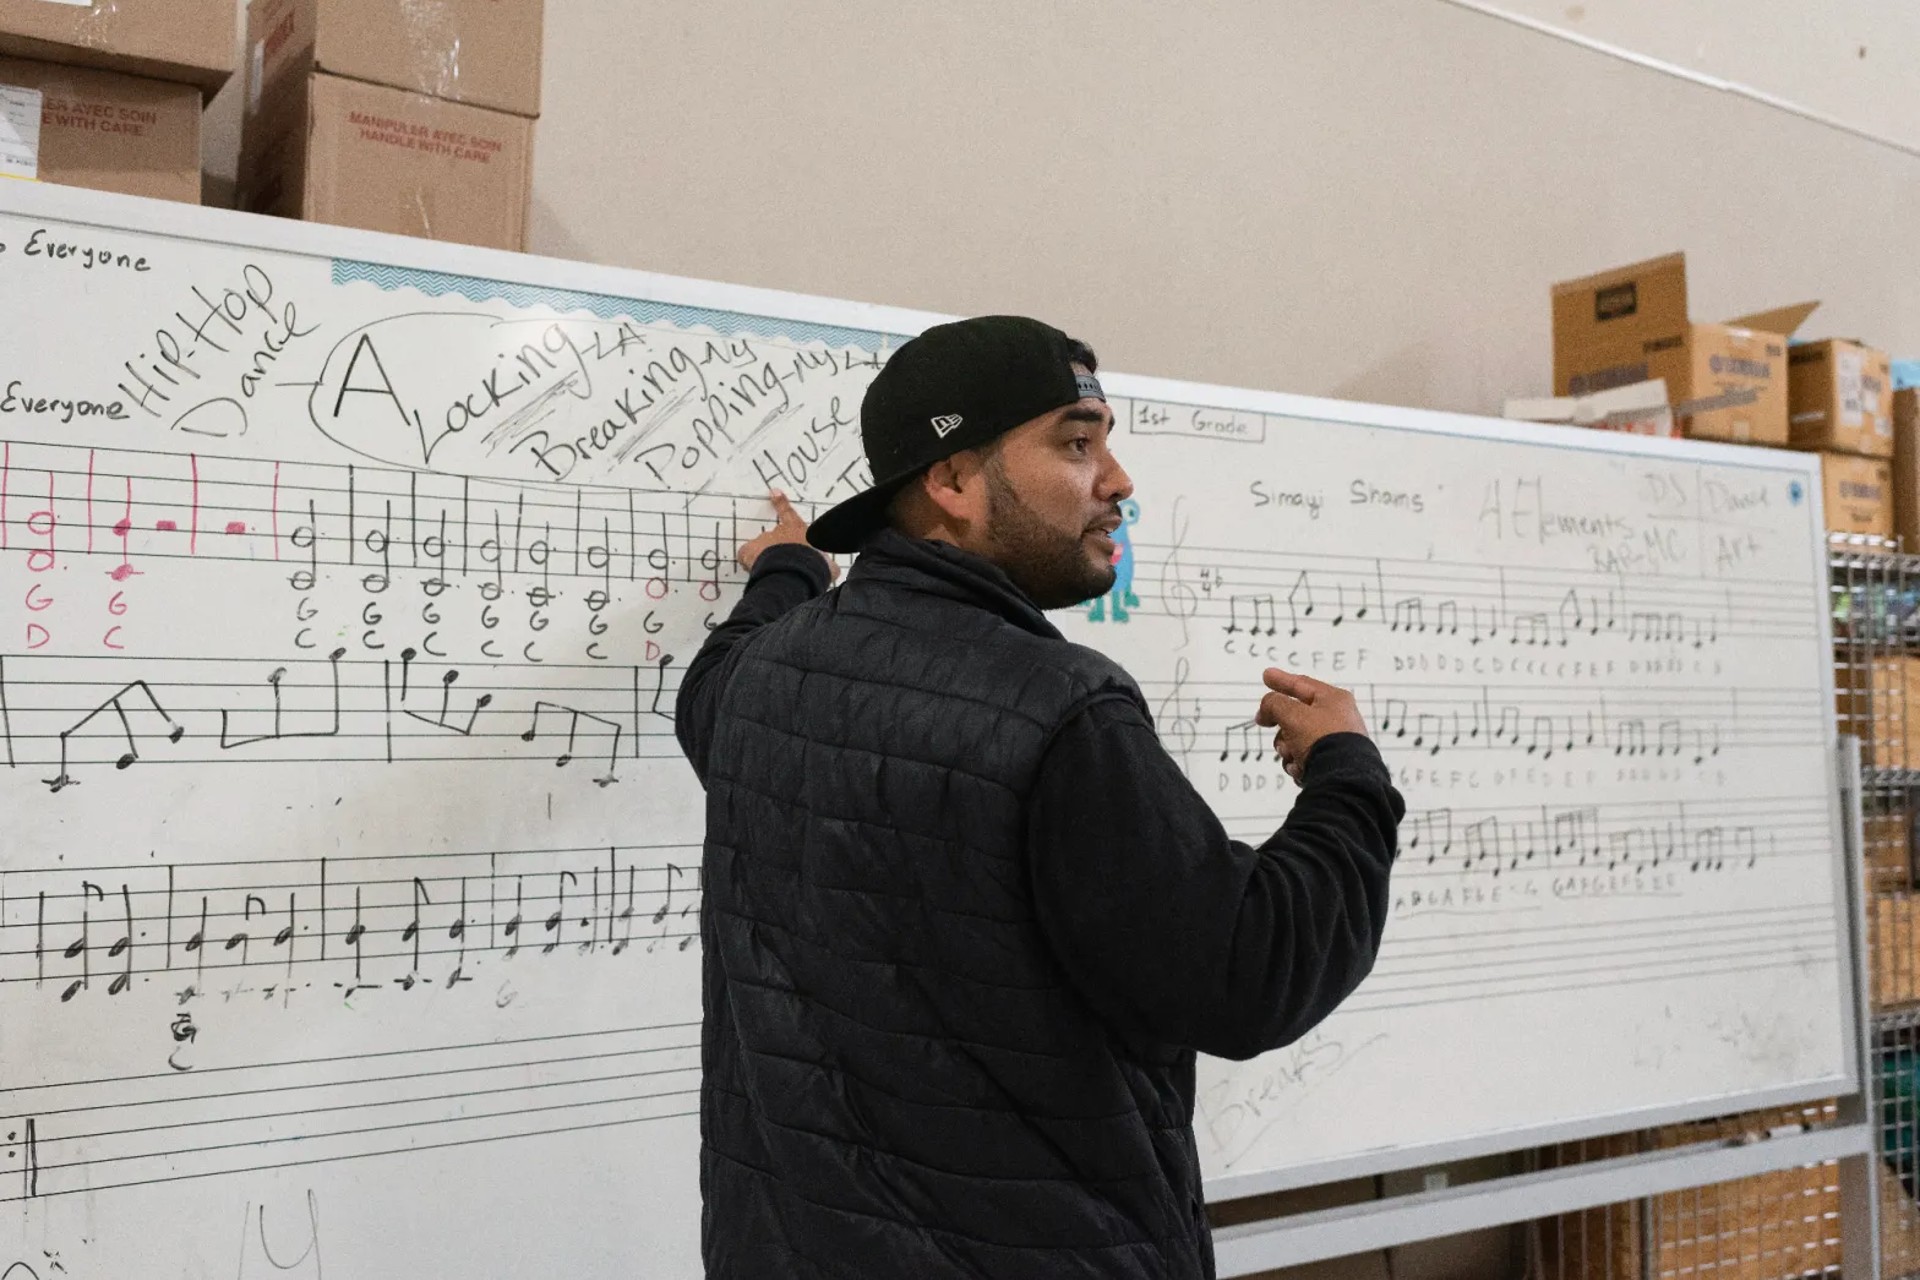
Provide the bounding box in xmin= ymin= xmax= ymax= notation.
xmin=1157 ymin=656 xmax=1199 ymax=776
xmin=1161 ymin=495 xmax=1201 ymax=651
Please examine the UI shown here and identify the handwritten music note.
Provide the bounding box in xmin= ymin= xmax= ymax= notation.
xmin=1286 ymin=574 xmax=1313 ymax=636
xmin=643 ymin=653 xmax=678 ymax=727
xmin=520 ymin=702 xmax=623 ymax=786
xmin=1409 ymin=808 xmax=1454 ymax=864
xmin=1219 ymin=719 xmax=1263 ymax=763
xmin=45 ymin=680 xmax=185 ymax=792
xmin=220 ymin=649 xmax=347 ymax=749
xmin=398 ymin=649 xmax=492 ymax=736
xmin=1226 ymin=593 xmax=1277 ymax=637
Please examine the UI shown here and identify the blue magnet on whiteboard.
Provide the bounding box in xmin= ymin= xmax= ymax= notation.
xmin=1789 ymin=481 xmax=1805 ymax=505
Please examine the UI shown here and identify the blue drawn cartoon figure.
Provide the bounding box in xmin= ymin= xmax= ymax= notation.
xmin=1087 ymin=499 xmax=1142 ymax=623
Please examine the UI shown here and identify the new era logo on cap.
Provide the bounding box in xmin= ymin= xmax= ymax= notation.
xmin=931 ymin=414 xmax=964 ymax=438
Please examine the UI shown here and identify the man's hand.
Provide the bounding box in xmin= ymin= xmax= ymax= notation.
xmin=1255 ymin=667 xmax=1369 ymax=783
xmin=737 ymin=491 xmax=839 ymax=581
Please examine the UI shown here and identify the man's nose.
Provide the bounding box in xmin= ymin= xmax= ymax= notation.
xmin=1100 ymin=454 xmax=1135 ymax=504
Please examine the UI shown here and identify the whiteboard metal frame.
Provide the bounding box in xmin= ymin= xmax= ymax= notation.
xmin=1211 ymin=1122 xmax=1875 ymax=1275
xmin=0 ymin=176 xmax=1862 ymax=1205
xmin=1837 ymin=735 xmax=1884 ymax=1280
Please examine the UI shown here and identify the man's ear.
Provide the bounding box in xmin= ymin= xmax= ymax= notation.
xmin=921 ymin=454 xmax=978 ymax=524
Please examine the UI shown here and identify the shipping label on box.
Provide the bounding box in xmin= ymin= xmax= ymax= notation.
xmin=1822 ymin=451 xmax=1895 ymax=539
xmin=0 ymin=56 xmax=199 ymax=203
xmin=1790 ymin=339 xmax=1893 ymax=457
xmin=0 ymin=81 xmax=39 ymax=178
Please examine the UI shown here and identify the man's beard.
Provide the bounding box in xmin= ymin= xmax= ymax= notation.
xmin=983 ymin=463 xmax=1116 ymax=610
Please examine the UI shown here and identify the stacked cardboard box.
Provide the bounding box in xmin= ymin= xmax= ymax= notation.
xmin=1552 ymin=253 xmax=1813 ymax=447
xmin=1895 ymin=389 xmax=1920 ymax=551
xmin=1876 ymin=894 xmax=1920 ymax=1006
xmin=1792 ymin=336 xmax=1896 ymax=539
xmin=239 ymin=0 xmax=543 ymax=251
xmin=1791 ymin=339 xmax=1893 ymax=456
xmin=0 ymin=1 xmax=236 ymax=203
xmin=1869 ymin=810 xmax=1916 ymax=894
xmin=1548 ymin=252 xmax=1903 ymax=537
xmin=1835 ymin=656 xmax=1919 ymax=768
xmin=1883 ymin=1157 xmax=1920 ymax=1278
xmin=1540 ymin=1103 xmax=1843 ymax=1280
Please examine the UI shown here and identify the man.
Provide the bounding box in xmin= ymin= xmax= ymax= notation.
xmin=675 ymin=315 xmax=1403 ymax=1279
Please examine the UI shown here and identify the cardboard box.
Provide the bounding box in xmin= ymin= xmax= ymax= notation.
xmin=1504 ymin=378 xmax=1677 ymax=438
xmin=1883 ymin=1158 xmax=1920 ymax=1277
xmin=1895 ymin=389 xmax=1920 ymax=550
xmin=239 ymin=71 xmax=531 ymax=250
xmin=247 ymin=0 xmax=542 ymax=118
xmin=1836 ymin=655 xmax=1918 ymax=769
xmin=0 ymin=0 xmax=235 ymax=94
xmin=1552 ymin=253 xmax=1816 ymax=447
xmin=1545 ymin=1104 xmax=1844 ymax=1280
xmin=1790 ymin=338 xmax=1893 ymax=456
xmin=1877 ymin=893 xmax=1920 ymax=1006
xmin=1822 ymin=451 xmax=1895 ymax=539
xmin=0 ymin=56 xmax=199 ymax=203
xmin=1867 ymin=811 xmax=1914 ymax=893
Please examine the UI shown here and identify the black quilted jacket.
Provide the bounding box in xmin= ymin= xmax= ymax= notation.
xmin=675 ymin=532 xmax=1402 ymax=1279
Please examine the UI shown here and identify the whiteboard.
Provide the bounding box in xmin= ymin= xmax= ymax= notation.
xmin=0 ymin=179 xmax=1850 ymax=1274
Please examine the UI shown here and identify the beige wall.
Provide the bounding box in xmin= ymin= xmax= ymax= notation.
xmin=519 ymin=0 xmax=1919 ymax=419
xmin=204 ymin=2 xmax=1920 ymax=421
xmin=1462 ymin=0 xmax=1920 ymax=154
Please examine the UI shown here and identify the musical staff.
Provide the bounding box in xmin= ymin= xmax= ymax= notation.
xmin=1272 ymin=791 xmax=1839 ymax=1014
xmin=0 ymin=437 xmax=780 ymax=599
xmin=0 ymin=841 xmax=703 ymax=1004
xmin=2 ymin=653 xmax=690 ymax=783
xmin=1163 ymin=546 xmax=1811 ymax=651
xmin=1141 ymin=675 xmax=1809 ymax=772
xmin=1388 ymin=796 xmax=1809 ymax=881
xmin=0 ymin=1022 xmax=699 ymax=1204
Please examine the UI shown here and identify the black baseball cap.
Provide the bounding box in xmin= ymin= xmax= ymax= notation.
xmin=806 ymin=315 xmax=1105 ymax=554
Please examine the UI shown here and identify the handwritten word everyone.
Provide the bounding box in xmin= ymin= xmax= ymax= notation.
xmin=0 ymin=380 xmax=128 ymax=424
xmin=0 ymin=225 xmax=151 ymax=272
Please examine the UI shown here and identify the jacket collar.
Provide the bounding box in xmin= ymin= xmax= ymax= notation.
xmin=847 ymin=529 xmax=1064 ymax=641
